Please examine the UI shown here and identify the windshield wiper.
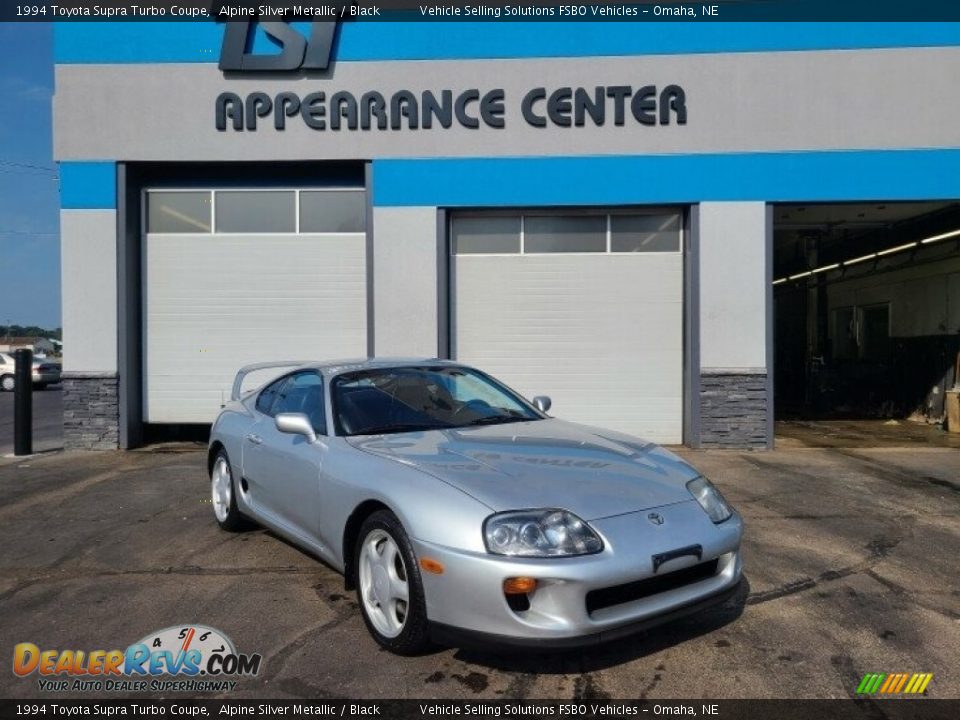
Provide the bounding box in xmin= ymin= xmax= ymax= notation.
xmin=460 ymin=415 xmax=528 ymax=427
xmin=351 ymin=423 xmax=441 ymax=436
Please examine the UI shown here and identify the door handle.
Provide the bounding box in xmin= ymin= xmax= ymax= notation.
xmin=245 ymin=433 xmax=263 ymax=445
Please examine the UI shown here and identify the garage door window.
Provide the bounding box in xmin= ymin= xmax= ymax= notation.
xmin=611 ymin=213 xmax=681 ymax=253
xmin=300 ymin=190 xmax=366 ymax=233
xmin=452 ymin=216 xmax=521 ymax=254
xmin=452 ymin=210 xmax=682 ymax=255
xmin=215 ymin=191 xmax=296 ymax=233
xmin=525 ymin=216 xmax=607 ymax=253
xmin=147 ymin=189 xmax=367 ymax=235
xmin=147 ymin=192 xmax=212 ymax=233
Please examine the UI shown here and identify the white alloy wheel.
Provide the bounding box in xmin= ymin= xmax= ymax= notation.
xmin=358 ymin=528 xmax=410 ymax=638
xmin=1 ymin=375 xmax=14 ymax=392
xmin=211 ymin=456 xmax=233 ymax=523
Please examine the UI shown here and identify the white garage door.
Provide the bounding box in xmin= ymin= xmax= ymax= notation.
xmin=143 ymin=188 xmax=367 ymax=423
xmin=452 ymin=211 xmax=684 ymax=443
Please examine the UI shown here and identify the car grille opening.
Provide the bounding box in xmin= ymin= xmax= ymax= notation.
xmin=505 ymin=593 xmax=531 ymax=613
xmin=585 ymin=558 xmax=720 ymax=615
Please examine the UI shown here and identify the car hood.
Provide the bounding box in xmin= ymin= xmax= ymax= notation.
xmin=346 ymin=419 xmax=701 ymax=520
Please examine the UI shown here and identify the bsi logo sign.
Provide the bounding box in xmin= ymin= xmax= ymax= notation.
xmin=219 ymin=21 xmax=338 ymax=72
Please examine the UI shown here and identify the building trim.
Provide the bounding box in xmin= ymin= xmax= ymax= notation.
xmin=364 ymin=162 xmax=375 ymax=358
xmin=764 ymin=203 xmax=775 ymax=449
xmin=683 ymin=205 xmax=701 ymax=448
xmin=436 ymin=208 xmax=451 ymax=360
xmin=61 ymin=162 xmax=117 ymax=210
xmin=373 ymin=149 xmax=960 ymax=208
xmin=54 ymin=22 xmax=960 ymax=65
xmin=701 ymin=367 xmax=768 ymax=375
xmin=116 ymin=162 xmax=143 ymax=449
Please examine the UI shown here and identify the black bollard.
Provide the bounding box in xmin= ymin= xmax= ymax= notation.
xmin=13 ymin=348 xmax=33 ymax=456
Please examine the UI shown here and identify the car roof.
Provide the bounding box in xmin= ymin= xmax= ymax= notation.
xmin=305 ymin=357 xmax=462 ymax=377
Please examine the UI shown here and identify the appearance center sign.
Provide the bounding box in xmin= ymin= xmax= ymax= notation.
xmin=215 ymin=85 xmax=688 ymax=132
xmin=215 ymin=20 xmax=687 ymax=132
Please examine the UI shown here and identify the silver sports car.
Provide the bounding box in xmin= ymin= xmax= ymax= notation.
xmin=208 ymin=359 xmax=743 ymax=654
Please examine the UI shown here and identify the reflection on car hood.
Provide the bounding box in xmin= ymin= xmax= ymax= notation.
xmin=346 ymin=419 xmax=700 ymax=520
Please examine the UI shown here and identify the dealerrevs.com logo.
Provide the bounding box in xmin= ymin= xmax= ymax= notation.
xmin=13 ymin=625 xmax=262 ymax=693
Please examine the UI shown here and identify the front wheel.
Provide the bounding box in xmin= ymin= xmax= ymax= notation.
xmin=355 ymin=510 xmax=431 ymax=655
xmin=210 ymin=449 xmax=250 ymax=532
xmin=0 ymin=375 xmax=14 ymax=392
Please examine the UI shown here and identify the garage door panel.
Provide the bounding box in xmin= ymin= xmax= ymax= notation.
xmin=144 ymin=231 xmax=367 ymax=424
xmin=454 ymin=248 xmax=683 ymax=444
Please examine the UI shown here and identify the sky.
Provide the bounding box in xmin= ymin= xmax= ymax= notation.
xmin=0 ymin=23 xmax=59 ymax=329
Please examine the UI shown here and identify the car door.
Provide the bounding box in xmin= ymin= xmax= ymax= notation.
xmin=240 ymin=374 xmax=289 ymax=520
xmin=245 ymin=371 xmax=328 ymax=549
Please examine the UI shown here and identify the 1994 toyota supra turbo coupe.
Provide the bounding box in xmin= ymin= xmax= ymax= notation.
xmin=208 ymin=359 xmax=743 ymax=654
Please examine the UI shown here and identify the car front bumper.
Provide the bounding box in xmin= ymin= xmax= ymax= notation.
xmin=414 ymin=501 xmax=743 ymax=646
xmin=32 ymin=371 xmax=60 ymax=384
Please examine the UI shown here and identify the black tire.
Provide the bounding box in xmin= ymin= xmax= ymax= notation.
xmin=209 ymin=448 xmax=251 ymax=532
xmin=354 ymin=510 xmax=432 ymax=655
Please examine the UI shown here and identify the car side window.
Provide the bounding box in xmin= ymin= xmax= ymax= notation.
xmin=255 ymin=376 xmax=288 ymax=417
xmin=272 ymin=371 xmax=326 ymax=434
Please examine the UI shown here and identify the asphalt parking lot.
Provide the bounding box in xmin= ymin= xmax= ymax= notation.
xmin=0 ymin=385 xmax=63 ymax=456
xmin=0 ymin=442 xmax=957 ymax=700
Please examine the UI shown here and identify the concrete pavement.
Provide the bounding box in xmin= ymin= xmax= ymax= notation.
xmin=0 ymin=443 xmax=957 ymax=699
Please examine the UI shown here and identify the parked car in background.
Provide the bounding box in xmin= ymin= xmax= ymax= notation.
xmin=0 ymin=352 xmax=62 ymax=391
xmin=208 ymin=359 xmax=743 ymax=654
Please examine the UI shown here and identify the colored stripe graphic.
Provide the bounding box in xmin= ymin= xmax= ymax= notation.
xmin=857 ymin=672 xmax=933 ymax=694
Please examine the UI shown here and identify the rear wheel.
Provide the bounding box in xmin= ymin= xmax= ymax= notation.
xmin=355 ymin=510 xmax=431 ymax=655
xmin=1 ymin=375 xmax=13 ymax=392
xmin=210 ymin=449 xmax=249 ymax=532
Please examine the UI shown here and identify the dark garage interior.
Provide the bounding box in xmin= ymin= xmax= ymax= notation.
xmin=773 ymin=201 xmax=960 ymax=432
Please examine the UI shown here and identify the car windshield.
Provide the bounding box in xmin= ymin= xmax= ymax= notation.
xmin=331 ymin=366 xmax=543 ymax=436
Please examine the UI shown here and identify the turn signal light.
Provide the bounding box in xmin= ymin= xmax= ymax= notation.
xmin=419 ymin=558 xmax=445 ymax=575
xmin=503 ymin=577 xmax=538 ymax=595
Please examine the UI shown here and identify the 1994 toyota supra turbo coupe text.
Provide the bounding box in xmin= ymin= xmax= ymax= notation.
xmin=208 ymin=359 xmax=743 ymax=654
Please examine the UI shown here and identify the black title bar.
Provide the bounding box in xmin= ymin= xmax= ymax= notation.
xmin=4 ymin=0 xmax=960 ymax=22
xmin=0 ymin=700 xmax=958 ymax=719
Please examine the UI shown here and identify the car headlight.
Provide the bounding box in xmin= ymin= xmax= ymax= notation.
xmin=483 ymin=509 xmax=603 ymax=557
xmin=686 ymin=477 xmax=733 ymax=523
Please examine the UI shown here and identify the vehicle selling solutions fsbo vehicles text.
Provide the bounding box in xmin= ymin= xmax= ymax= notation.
xmin=420 ymin=6 xmax=643 ymax=17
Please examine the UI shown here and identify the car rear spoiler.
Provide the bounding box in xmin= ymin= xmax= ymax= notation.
xmin=230 ymin=361 xmax=312 ymax=401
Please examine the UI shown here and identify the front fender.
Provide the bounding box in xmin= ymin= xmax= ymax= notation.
xmin=318 ymin=440 xmax=494 ymax=568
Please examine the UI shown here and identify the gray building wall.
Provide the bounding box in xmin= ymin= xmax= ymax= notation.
xmin=54 ymin=48 xmax=960 ymax=162
xmin=54 ymin=45 xmax=959 ymax=449
xmin=371 ymin=207 xmax=440 ymax=357
xmin=60 ymin=210 xmax=119 ymax=450
xmin=697 ymin=202 xmax=771 ymax=448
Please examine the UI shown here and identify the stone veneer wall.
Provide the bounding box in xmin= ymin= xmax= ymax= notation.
xmin=700 ymin=372 xmax=769 ymax=448
xmin=62 ymin=372 xmax=119 ymax=450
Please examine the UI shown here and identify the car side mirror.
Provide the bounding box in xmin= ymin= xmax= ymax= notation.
xmin=532 ymin=396 xmax=552 ymax=414
xmin=275 ymin=413 xmax=317 ymax=443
